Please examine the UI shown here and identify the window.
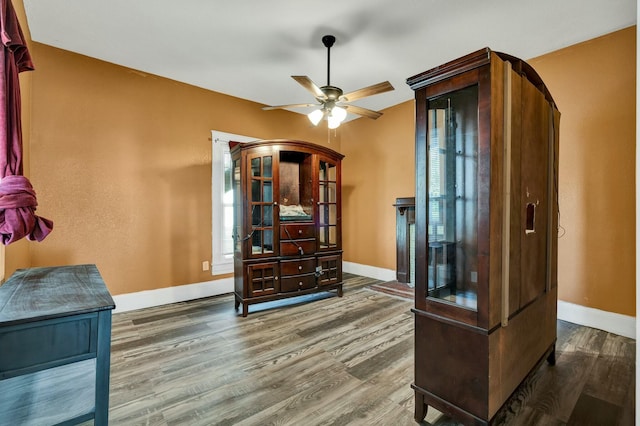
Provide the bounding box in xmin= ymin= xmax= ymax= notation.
xmin=211 ymin=131 xmax=258 ymax=274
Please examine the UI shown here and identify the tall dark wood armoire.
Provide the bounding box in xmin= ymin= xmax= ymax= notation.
xmin=231 ymin=139 xmax=344 ymax=317
xmin=407 ymin=48 xmax=560 ymax=425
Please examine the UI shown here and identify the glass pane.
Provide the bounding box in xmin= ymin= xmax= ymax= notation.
xmin=251 ymin=157 xmax=261 ymax=177
xmin=222 ymin=205 xmax=234 ymax=255
xmin=252 ymin=205 xmax=261 ymax=226
xmin=319 ymin=204 xmax=327 ymax=225
xmin=319 ymin=225 xmax=336 ymax=249
xmin=264 ymin=230 xmax=273 ymax=253
xmin=427 ymin=84 xmax=478 ymax=311
xmin=327 ymin=183 xmax=336 ymax=203
xmin=251 ymin=179 xmax=261 ymax=201
xmin=263 ymin=181 xmax=272 ymax=202
xmin=328 ymin=205 xmax=336 ymax=226
xmin=327 ymin=163 xmax=336 ymax=181
xmin=263 ymin=205 xmax=273 ymax=226
xmin=319 ymin=183 xmax=326 ymax=203
xmin=263 ymin=156 xmax=272 ymax=177
xmin=252 ymin=232 xmax=262 ymax=254
xmin=320 ymin=161 xmax=336 ymax=180
xmin=328 ymin=225 xmax=336 ymax=246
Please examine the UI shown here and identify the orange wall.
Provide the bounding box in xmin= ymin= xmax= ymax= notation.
xmin=528 ymin=27 xmax=636 ymax=316
xmin=21 ymin=43 xmax=335 ymax=295
xmin=340 ymin=101 xmax=415 ymax=270
xmin=9 ymin=4 xmax=636 ymax=317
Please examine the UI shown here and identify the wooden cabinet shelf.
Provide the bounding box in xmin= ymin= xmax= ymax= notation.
xmin=231 ymin=140 xmax=344 ymax=316
xmin=407 ymin=48 xmax=560 ymax=425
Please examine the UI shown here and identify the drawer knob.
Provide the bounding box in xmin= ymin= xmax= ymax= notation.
xmin=298 ymin=266 xmax=303 ymax=270
xmin=298 ymin=281 xmax=303 ymax=286
xmin=298 ymin=229 xmax=303 ymax=234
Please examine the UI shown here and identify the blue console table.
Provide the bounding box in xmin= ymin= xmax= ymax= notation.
xmin=0 ymin=264 xmax=115 ymax=425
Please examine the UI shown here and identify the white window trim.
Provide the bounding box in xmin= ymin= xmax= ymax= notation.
xmin=211 ymin=131 xmax=259 ymax=275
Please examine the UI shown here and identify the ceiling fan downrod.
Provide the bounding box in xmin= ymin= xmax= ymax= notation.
xmin=322 ymin=35 xmax=336 ymax=86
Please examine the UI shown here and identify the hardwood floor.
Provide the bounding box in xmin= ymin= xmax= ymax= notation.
xmin=97 ymin=274 xmax=635 ymax=425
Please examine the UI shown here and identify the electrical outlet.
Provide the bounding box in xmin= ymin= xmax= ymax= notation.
xmin=202 ymin=261 xmax=210 ymax=271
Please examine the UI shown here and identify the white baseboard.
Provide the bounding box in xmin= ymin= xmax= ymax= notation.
xmin=112 ymin=262 xmax=388 ymax=314
xmin=344 ymin=261 xmax=636 ymax=339
xmin=110 ymin=265 xmax=637 ymax=341
xmin=343 ymin=261 xmax=396 ymax=282
xmin=558 ymin=300 xmax=636 ymax=339
xmin=112 ymin=277 xmax=234 ymax=313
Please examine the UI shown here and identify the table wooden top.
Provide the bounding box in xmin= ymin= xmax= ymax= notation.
xmin=0 ymin=264 xmax=115 ymax=326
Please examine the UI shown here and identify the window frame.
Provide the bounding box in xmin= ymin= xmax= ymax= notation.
xmin=211 ymin=130 xmax=258 ymax=274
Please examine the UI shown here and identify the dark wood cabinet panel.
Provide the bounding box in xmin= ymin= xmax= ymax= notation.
xmin=317 ymin=254 xmax=342 ymax=288
xmin=232 ymin=140 xmax=344 ymax=316
xmin=407 ymin=48 xmax=559 ymax=425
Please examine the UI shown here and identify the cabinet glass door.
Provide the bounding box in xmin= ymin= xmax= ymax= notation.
xmin=232 ymin=157 xmax=242 ymax=254
xmin=427 ymin=85 xmax=478 ymax=310
xmin=248 ymin=153 xmax=275 ymax=256
xmin=318 ymin=159 xmax=339 ymax=250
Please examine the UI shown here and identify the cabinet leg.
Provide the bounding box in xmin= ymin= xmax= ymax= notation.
xmin=242 ymin=303 xmax=248 ymax=318
xmin=234 ymin=298 xmax=240 ymax=311
xmin=547 ymin=343 xmax=556 ymax=366
xmin=337 ymin=284 xmax=343 ymax=297
xmin=414 ymin=391 xmax=428 ymax=422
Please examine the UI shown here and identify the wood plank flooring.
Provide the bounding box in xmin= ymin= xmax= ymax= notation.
xmin=96 ymin=274 xmax=635 ymax=425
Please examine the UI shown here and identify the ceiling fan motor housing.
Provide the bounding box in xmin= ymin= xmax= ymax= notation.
xmin=320 ymin=85 xmax=343 ymax=101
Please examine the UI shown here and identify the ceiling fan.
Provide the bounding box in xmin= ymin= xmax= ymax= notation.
xmin=262 ymin=34 xmax=394 ymax=129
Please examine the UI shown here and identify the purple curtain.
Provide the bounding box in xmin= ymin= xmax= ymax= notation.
xmin=0 ymin=0 xmax=52 ymax=245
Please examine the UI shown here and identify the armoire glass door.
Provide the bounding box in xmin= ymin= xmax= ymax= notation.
xmin=318 ymin=158 xmax=339 ymax=250
xmin=427 ymin=85 xmax=479 ymax=310
xmin=247 ymin=152 xmax=275 ymax=256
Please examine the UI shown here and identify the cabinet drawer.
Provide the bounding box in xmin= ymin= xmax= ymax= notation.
xmin=280 ymin=274 xmax=317 ymax=293
xmin=281 ymin=258 xmax=316 ymax=276
xmin=0 ymin=314 xmax=98 ymax=379
xmin=280 ymin=224 xmax=315 ymax=239
xmin=280 ymin=239 xmax=316 ymax=256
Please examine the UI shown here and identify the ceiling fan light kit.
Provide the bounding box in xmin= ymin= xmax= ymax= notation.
xmin=263 ymin=34 xmax=394 ymax=129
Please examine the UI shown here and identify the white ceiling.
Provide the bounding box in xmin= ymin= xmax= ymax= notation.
xmin=23 ymin=0 xmax=636 ymax=122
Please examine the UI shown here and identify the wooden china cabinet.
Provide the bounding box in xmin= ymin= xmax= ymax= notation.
xmin=231 ymin=139 xmax=344 ymax=317
xmin=407 ymin=48 xmax=560 ymax=425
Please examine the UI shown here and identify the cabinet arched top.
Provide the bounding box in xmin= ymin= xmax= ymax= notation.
xmin=230 ymin=139 xmax=345 ymax=162
xmin=406 ymin=47 xmax=556 ymax=107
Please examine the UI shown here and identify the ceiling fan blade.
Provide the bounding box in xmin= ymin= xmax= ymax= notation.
xmin=343 ymin=104 xmax=383 ymax=120
xmin=262 ymin=103 xmax=318 ymax=111
xmin=340 ymin=81 xmax=394 ymax=102
xmin=292 ymin=76 xmax=326 ymax=99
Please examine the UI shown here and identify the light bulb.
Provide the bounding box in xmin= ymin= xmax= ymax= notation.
xmin=331 ymin=106 xmax=347 ymax=123
xmin=327 ymin=106 xmax=347 ymax=129
xmin=328 ymin=116 xmax=341 ymax=129
xmin=308 ymin=109 xmax=324 ymax=126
